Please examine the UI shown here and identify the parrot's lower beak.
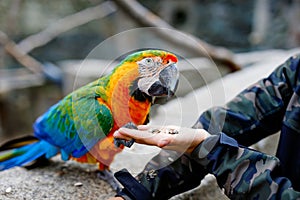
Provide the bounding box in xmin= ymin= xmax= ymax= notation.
xmin=147 ymin=63 xmax=179 ymax=98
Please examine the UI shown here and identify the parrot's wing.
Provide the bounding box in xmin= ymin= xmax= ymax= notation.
xmin=34 ymin=87 xmax=114 ymax=160
xmin=72 ymin=94 xmax=114 ymax=157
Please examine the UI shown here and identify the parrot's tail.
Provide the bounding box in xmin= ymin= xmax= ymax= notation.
xmin=0 ymin=135 xmax=59 ymax=170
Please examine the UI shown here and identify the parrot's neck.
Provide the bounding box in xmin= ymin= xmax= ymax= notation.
xmin=106 ymin=66 xmax=152 ymax=127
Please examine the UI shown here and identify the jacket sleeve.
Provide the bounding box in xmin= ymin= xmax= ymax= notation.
xmin=191 ymin=133 xmax=300 ymax=199
xmin=194 ymin=54 xmax=300 ymax=146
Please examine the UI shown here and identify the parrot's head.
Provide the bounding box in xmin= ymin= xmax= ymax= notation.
xmin=122 ymin=49 xmax=179 ymax=100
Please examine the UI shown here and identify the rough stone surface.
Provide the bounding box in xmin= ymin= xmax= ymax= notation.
xmin=0 ymin=157 xmax=115 ymax=200
xmin=0 ymin=156 xmax=228 ymax=200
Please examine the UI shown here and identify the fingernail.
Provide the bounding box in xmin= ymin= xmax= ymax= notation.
xmin=113 ymin=131 xmax=119 ymax=137
xmin=118 ymin=128 xmax=125 ymax=132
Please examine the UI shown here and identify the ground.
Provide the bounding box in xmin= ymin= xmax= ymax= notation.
xmin=0 ymin=156 xmax=228 ymax=200
xmin=0 ymin=157 xmax=114 ymax=200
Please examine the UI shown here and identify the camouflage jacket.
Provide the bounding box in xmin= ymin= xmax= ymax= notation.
xmin=192 ymin=54 xmax=300 ymax=199
xmin=115 ymin=54 xmax=300 ymax=200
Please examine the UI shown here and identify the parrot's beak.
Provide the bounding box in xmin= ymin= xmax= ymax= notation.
xmin=147 ymin=63 xmax=179 ymax=98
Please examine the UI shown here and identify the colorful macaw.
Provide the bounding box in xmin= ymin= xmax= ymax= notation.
xmin=0 ymin=49 xmax=179 ymax=190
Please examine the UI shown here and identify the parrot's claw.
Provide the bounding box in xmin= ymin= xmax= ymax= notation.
xmin=122 ymin=122 xmax=138 ymax=129
xmin=97 ymin=169 xmax=121 ymax=192
xmin=114 ymin=122 xmax=137 ymax=148
xmin=114 ymin=138 xmax=135 ymax=148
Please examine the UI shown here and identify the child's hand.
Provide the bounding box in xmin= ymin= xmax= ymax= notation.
xmin=114 ymin=125 xmax=210 ymax=154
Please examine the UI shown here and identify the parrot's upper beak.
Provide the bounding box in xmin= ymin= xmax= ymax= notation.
xmin=147 ymin=63 xmax=179 ymax=98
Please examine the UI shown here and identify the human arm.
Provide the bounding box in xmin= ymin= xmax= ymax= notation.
xmin=114 ymin=127 xmax=300 ymax=199
xmin=195 ymin=54 xmax=300 ymax=146
xmin=191 ymin=132 xmax=300 ymax=199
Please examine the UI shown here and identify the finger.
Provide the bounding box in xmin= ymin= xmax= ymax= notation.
xmin=137 ymin=124 xmax=163 ymax=130
xmin=137 ymin=124 xmax=150 ymax=130
xmin=157 ymin=138 xmax=171 ymax=148
xmin=117 ymin=127 xmax=149 ymax=138
xmin=113 ymin=130 xmax=133 ymax=141
xmin=118 ymin=127 xmax=173 ymax=147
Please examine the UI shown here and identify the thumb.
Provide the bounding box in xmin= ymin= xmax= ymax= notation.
xmin=137 ymin=124 xmax=150 ymax=130
xmin=157 ymin=139 xmax=171 ymax=148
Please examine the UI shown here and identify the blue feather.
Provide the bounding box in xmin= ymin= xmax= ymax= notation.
xmin=0 ymin=141 xmax=59 ymax=170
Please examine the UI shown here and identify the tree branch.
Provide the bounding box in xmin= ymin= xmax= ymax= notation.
xmin=0 ymin=1 xmax=117 ymax=77
xmin=0 ymin=30 xmax=43 ymax=74
xmin=0 ymin=68 xmax=44 ymax=94
xmin=112 ymin=0 xmax=241 ymax=71
xmin=17 ymin=1 xmax=117 ymax=54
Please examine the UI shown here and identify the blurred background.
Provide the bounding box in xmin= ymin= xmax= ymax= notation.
xmin=0 ymin=0 xmax=299 ymax=141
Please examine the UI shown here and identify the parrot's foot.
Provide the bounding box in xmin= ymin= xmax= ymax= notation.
xmin=114 ymin=122 xmax=137 ymax=148
xmin=97 ymin=169 xmax=121 ymax=192
xmin=114 ymin=138 xmax=135 ymax=148
xmin=24 ymin=155 xmax=51 ymax=169
xmin=122 ymin=122 xmax=138 ymax=129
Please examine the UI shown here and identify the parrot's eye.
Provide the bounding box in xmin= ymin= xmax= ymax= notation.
xmin=144 ymin=58 xmax=154 ymax=65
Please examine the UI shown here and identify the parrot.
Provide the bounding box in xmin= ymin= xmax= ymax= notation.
xmin=0 ymin=49 xmax=179 ymax=191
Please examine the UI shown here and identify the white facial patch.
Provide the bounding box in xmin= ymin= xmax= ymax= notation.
xmin=137 ymin=57 xmax=163 ymax=78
